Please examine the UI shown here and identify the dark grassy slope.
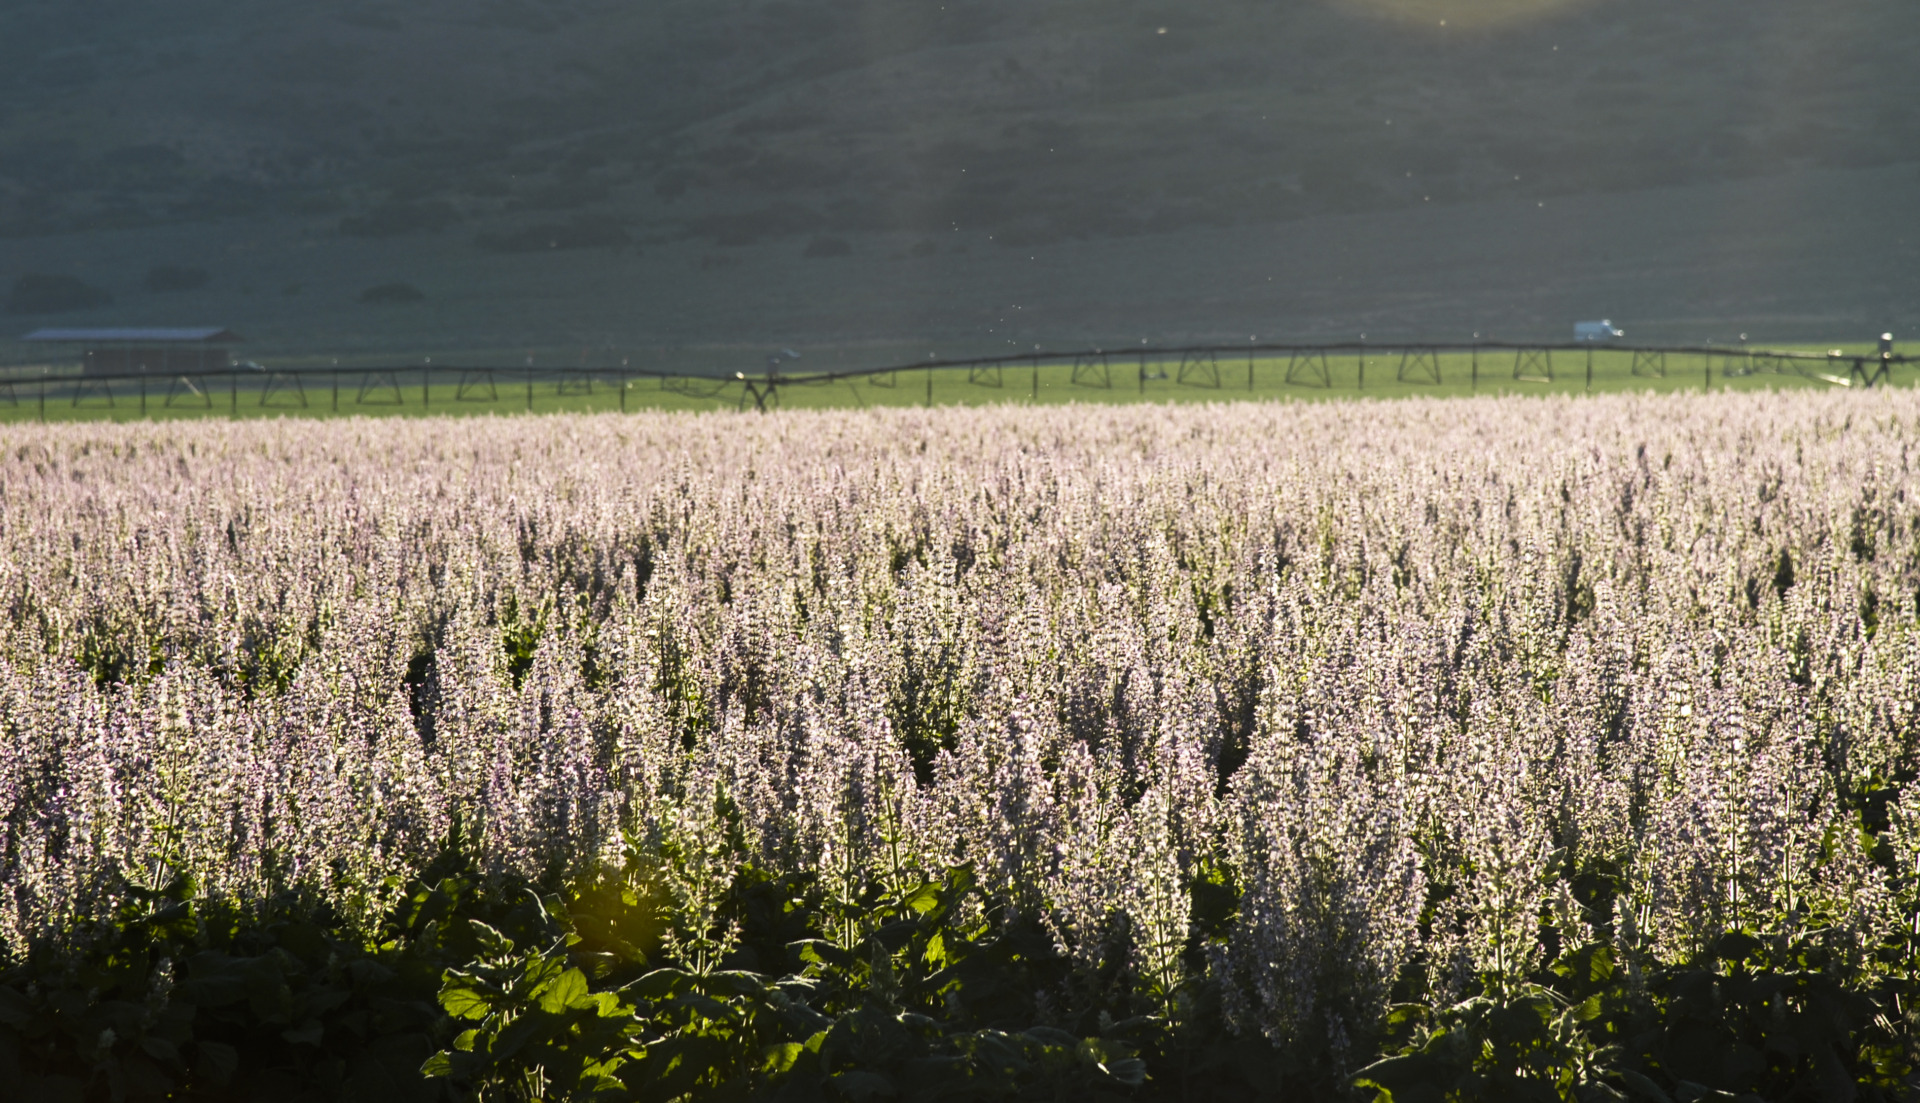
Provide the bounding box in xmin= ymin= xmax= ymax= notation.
xmin=1 ymin=0 xmax=1914 ymax=354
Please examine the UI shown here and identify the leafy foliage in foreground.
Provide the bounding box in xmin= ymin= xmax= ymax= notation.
xmin=0 ymin=872 xmax=454 ymax=1103
xmin=3 ymin=850 xmax=1916 ymax=1102
xmin=428 ymin=863 xmax=1148 ymax=1103
xmin=1360 ymin=931 xmax=1915 ymax=1103
xmin=0 ymin=857 xmax=1151 ymax=1103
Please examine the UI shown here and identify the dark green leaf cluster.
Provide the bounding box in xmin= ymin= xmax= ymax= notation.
xmin=5 ymin=855 xmax=1917 ymax=1103
xmin=1358 ymin=930 xmax=1917 ymax=1103
xmin=424 ymin=865 xmax=1149 ymax=1102
xmin=0 ymin=873 xmax=458 ymax=1103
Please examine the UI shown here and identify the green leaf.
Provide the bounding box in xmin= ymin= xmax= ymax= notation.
xmin=1810 ymin=1044 xmax=1854 ymax=1103
xmin=761 ymin=1040 xmax=804 ymax=1074
xmin=631 ymin=968 xmax=696 ymax=1000
xmin=580 ymin=990 xmax=626 ymax=1018
xmin=180 ymin=953 xmax=248 ymax=1008
xmin=829 ymin=1069 xmax=898 ymax=1100
xmin=575 ymin=1067 xmax=631 ymax=1100
xmin=669 ymin=991 xmax=735 ymax=1020
xmin=920 ymin=929 xmax=947 ymax=968
xmin=1708 ymin=932 xmax=1761 ymax=965
xmin=467 ymin=920 xmax=515 ymax=958
xmin=899 ymin=881 xmax=942 ymax=916
xmin=136 ymin=1033 xmax=182 ymax=1065
xmin=1019 ymin=1026 xmax=1078 ymax=1050
xmin=194 ymin=1041 xmax=239 ymax=1086
xmin=1381 ymin=1003 xmax=1429 ymax=1031
xmin=698 ymin=970 xmax=770 ymax=998
xmin=244 ymin=955 xmax=293 ymax=1022
xmin=489 ymin=1008 xmax=565 ymax=1063
xmin=349 ymin=958 xmax=397 ymax=989
xmin=22 ymin=1073 xmax=85 ymax=1103
xmin=1354 ymin=1053 xmax=1451 ymax=1102
xmin=627 ymin=1033 xmax=734 ymax=1099
xmin=113 ymin=1053 xmax=179 ymax=1100
xmin=536 ymin=968 xmax=590 ymax=1014
xmin=0 ymin=988 xmax=33 ymax=1029
xmin=439 ymin=981 xmax=493 ymax=1021
xmin=793 ymin=939 xmax=858 ymax=971
xmin=1618 ymin=1069 xmax=1673 ymax=1103
xmin=281 ymin=1019 xmax=325 ymax=1047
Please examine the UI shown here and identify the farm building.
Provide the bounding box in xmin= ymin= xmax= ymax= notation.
xmin=22 ymin=327 xmax=241 ymax=376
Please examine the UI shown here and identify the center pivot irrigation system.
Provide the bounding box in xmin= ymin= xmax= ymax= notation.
xmin=0 ymin=340 xmax=1908 ymax=417
xmin=722 ymin=339 xmax=1910 ymax=411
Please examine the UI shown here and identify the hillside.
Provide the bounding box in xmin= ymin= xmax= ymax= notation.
xmin=2 ymin=0 xmax=1915 ymax=355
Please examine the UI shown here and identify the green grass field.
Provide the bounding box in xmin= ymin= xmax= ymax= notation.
xmin=0 ymin=343 xmax=1904 ymax=423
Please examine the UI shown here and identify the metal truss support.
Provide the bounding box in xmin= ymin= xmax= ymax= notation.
xmin=72 ymin=378 xmax=115 ymax=408
xmin=0 ymin=379 xmax=16 ymax=406
xmin=1137 ymin=352 xmax=1168 ymax=390
xmin=1630 ymin=350 xmax=1666 ymax=378
xmin=1285 ymin=350 xmax=1332 ymax=388
xmin=163 ymin=376 xmax=212 ymax=407
xmin=665 ymin=376 xmax=729 ymax=400
xmin=1176 ymin=349 xmax=1220 ymax=387
xmin=457 ymin=370 xmax=499 ymax=401
xmin=1851 ymin=357 xmax=1892 ymax=389
xmin=968 ymin=364 xmax=1003 ymax=387
xmin=357 ymin=370 xmax=405 ymax=405
xmin=1397 ymin=347 xmax=1441 ymax=384
xmin=1071 ymin=353 xmax=1111 ymax=388
xmin=556 ymin=370 xmax=595 ymax=396
xmin=260 ymin=371 xmax=308 ymax=408
xmin=1513 ymin=348 xmax=1553 ymax=383
xmin=739 ymin=377 xmax=779 ymax=412
xmin=868 ymin=370 xmax=897 ymax=388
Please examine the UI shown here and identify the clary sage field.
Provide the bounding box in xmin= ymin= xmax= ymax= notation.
xmin=1 ymin=394 xmax=1917 ymax=1102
